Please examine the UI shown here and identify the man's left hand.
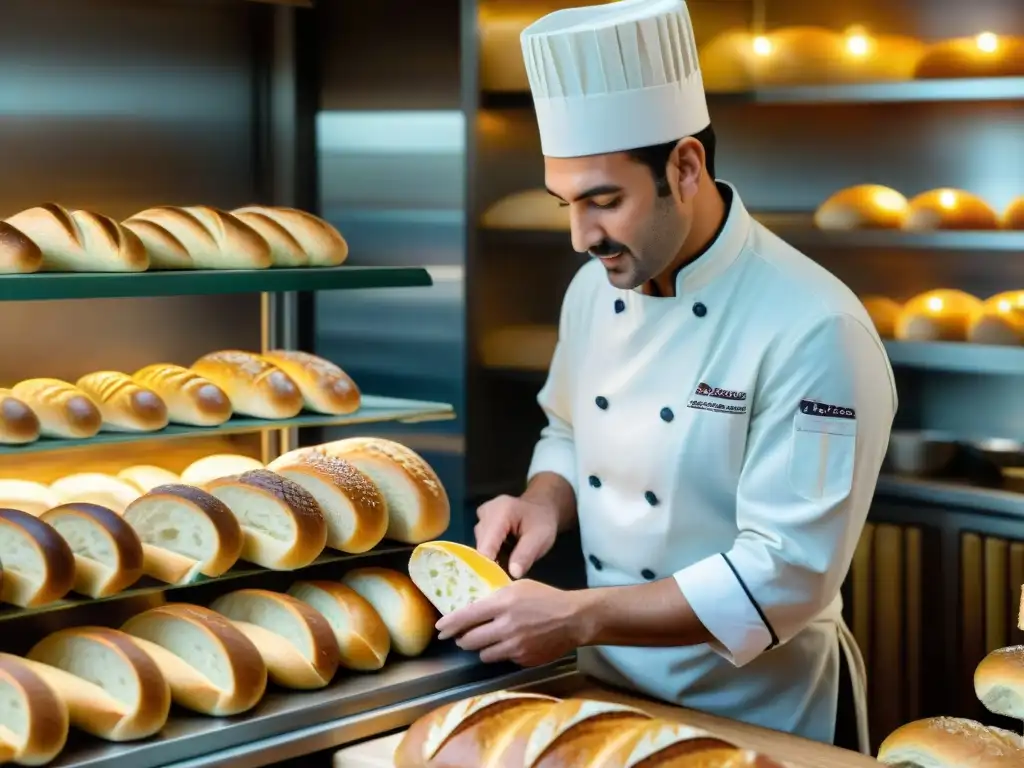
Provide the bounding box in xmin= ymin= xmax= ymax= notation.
xmin=435 ymin=580 xmax=588 ymax=667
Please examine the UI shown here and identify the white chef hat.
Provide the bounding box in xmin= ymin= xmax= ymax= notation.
xmin=520 ymin=0 xmax=710 ymax=159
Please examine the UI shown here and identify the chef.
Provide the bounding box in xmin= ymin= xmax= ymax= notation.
xmin=436 ymin=0 xmax=896 ymax=753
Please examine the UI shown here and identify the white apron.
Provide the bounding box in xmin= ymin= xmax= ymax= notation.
xmin=528 ymin=183 xmax=893 ymax=754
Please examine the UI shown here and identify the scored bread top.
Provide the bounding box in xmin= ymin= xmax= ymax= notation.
xmin=524 ymin=699 xmax=653 ymax=768
xmin=194 ymin=350 xmax=295 ymax=389
xmin=425 ymin=692 xmax=559 ymax=761
xmin=231 ymin=210 xmax=308 ymax=267
xmin=232 ymin=206 xmax=348 ymax=266
xmin=0 ymin=221 xmax=43 ymax=273
xmin=277 ymin=454 xmax=385 ymax=522
xmin=213 ymin=469 xmax=324 ymax=527
xmin=133 ymin=364 xmax=232 ymax=417
xmin=0 ymin=653 xmax=70 ymax=763
xmin=11 ymin=378 xmax=102 ymax=434
xmin=0 ymin=508 xmax=76 ymax=606
xmin=605 ymin=720 xmax=737 ymax=767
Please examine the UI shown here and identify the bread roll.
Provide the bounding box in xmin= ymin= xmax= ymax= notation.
xmin=814 ymin=185 xmax=909 ymax=230
xmin=40 ymin=503 xmax=144 ymax=598
xmin=272 ymin=455 xmax=387 ymax=554
xmin=50 ymin=473 xmax=141 ymax=515
xmin=207 ymin=469 xmax=327 ymax=570
xmin=132 ymin=364 xmax=233 ymax=427
xmin=698 ymin=29 xmax=759 ymax=92
xmin=860 ymin=296 xmax=903 ymax=339
xmin=895 ymin=289 xmax=982 ymax=342
xmin=481 ymin=190 xmax=570 ymax=232
xmin=975 ymin=645 xmax=1024 ymax=719
xmin=232 ymin=206 xmax=348 ymax=267
xmin=75 ymin=371 xmax=168 ymax=433
xmin=0 ymin=509 xmax=75 ymax=607
xmin=0 ymin=653 xmax=70 ymax=766
xmin=409 ymin=540 xmax=511 ymax=616
xmin=261 ymin=349 xmax=361 ymax=415
xmin=904 ymin=189 xmax=1000 ymax=231
xmin=121 ymin=603 xmax=267 ymax=716
xmin=750 ymin=27 xmax=845 ymax=86
xmin=288 ymin=581 xmax=391 ymax=671
xmin=967 ymin=291 xmax=1024 ymax=346
xmin=915 ymin=34 xmax=1024 ymax=80
xmin=0 ymin=388 xmax=40 ymax=445
xmin=25 ymin=626 xmax=171 ymax=742
xmin=877 ymin=717 xmax=1024 ymax=767
xmin=123 ymin=484 xmax=243 ymax=584
xmin=342 ymin=567 xmax=437 ymax=657
xmin=117 ymin=465 xmax=180 ymax=494
xmin=0 ymin=480 xmax=59 ymax=517
xmin=210 ymin=589 xmax=341 ymax=690
xmin=191 ymin=350 xmax=303 ymax=419
xmin=123 ymin=206 xmax=271 ymax=270
xmin=11 ymin=379 xmax=102 ymax=439
xmin=1003 ymin=196 xmax=1024 ymax=230
xmin=180 ymin=453 xmax=264 ymax=489
xmin=0 ymin=221 xmax=43 ymax=274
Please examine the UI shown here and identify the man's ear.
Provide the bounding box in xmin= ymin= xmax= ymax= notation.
xmin=667 ymin=137 xmax=706 ymax=202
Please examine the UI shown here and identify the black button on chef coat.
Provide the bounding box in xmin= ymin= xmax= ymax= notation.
xmin=595 ymin=396 xmax=609 ymax=410
xmin=589 ymin=554 xmax=603 ymax=570
xmin=645 ymin=490 xmax=659 ymax=506
xmin=589 ymin=475 xmax=602 ymax=488
xmin=660 ymin=407 xmax=674 ymax=422
xmin=692 ymin=302 xmax=707 ymax=318
xmin=614 ymin=299 xmax=626 ymax=313
xmin=641 ymin=569 xmax=656 ymax=581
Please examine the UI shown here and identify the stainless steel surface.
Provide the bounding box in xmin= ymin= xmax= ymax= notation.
xmin=884 ymin=342 xmax=1024 ymax=376
xmin=885 ymin=430 xmax=958 ymax=477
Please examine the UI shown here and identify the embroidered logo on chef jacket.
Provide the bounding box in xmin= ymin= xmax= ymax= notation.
xmin=686 ymin=382 xmax=748 ymax=415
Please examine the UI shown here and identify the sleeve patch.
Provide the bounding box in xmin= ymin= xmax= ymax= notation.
xmin=799 ymin=399 xmax=855 ymax=419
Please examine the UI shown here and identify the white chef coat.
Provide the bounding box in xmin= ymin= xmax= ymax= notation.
xmin=527 ymin=182 xmax=896 ymax=748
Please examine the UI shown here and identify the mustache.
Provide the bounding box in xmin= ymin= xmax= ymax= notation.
xmin=588 ymin=239 xmax=628 ymax=258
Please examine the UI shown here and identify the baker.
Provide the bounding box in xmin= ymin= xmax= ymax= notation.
xmin=436 ymin=0 xmax=896 ymax=753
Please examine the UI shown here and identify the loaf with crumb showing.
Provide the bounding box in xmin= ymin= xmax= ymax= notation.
xmin=895 ymin=289 xmax=982 ymax=342
xmin=40 ymin=502 xmax=144 ymax=598
xmin=814 ymin=185 xmax=909 ymax=230
xmin=180 ymin=453 xmax=264 ymax=488
xmin=914 ymin=35 xmax=1024 ymax=80
xmin=11 ymin=379 xmax=102 ymax=439
xmin=288 ymin=581 xmax=391 ymax=671
xmin=210 ymin=588 xmax=341 ymax=690
xmin=207 ymin=469 xmax=327 ymax=570
xmin=342 ymin=567 xmax=438 ymax=657
xmin=76 ymin=371 xmax=168 ymax=432
xmin=261 ymin=349 xmax=361 ymax=415
xmin=24 ymin=626 xmax=171 ymax=742
xmin=0 ymin=388 xmax=41 ymax=444
xmin=877 ymin=716 xmax=1024 ymax=767
xmin=0 ymin=220 xmax=43 ymax=274
xmin=859 ymin=296 xmax=902 ymax=339
xmin=232 ymin=206 xmax=348 ymax=266
xmin=975 ymin=645 xmax=1024 ymax=719
xmin=121 ymin=603 xmax=267 ymax=716
xmin=0 ymin=508 xmax=75 ymax=607
xmin=50 ymin=473 xmax=141 ymax=515
xmin=0 ymin=479 xmax=59 ymax=517
xmin=271 ymin=454 xmax=387 ymax=553
xmin=124 ymin=484 xmax=243 ymax=584
xmin=132 ymin=363 xmax=233 ymax=426
xmin=968 ymin=291 xmax=1024 ymax=346
xmin=0 ymin=652 xmax=70 ymax=766
xmin=117 ymin=465 xmax=181 ymax=494
xmin=123 ymin=206 xmax=272 ymax=270
xmin=904 ymin=188 xmax=1000 ymax=231
xmin=192 ymin=350 xmax=303 ymax=419
xmin=409 ymin=540 xmax=511 ymax=616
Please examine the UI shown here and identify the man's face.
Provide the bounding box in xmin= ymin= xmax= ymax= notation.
xmin=544 ymin=150 xmax=693 ymax=290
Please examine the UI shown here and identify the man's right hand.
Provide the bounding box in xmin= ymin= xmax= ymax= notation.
xmin=475 ymin=494 xmax=559 ymax=580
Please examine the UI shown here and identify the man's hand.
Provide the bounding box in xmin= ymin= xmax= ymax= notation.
xmin=475 ymin=495 xmax=559 ymax=579
xmin=436 ymin=580 xmax=586 ymax=667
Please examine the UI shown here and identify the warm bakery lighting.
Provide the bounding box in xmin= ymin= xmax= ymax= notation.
xmin=844 ymin=27 xmax=871 ymax=57
xmin=938 ymin=189 xmax=957 ymax=209
xmin=874 ymin=189 xmax=905 ymax=212
xmin=752 ymin=36 xmax=773 ymax=56
xmin=997 ymin=299 xmax=1012 ymax=313
xmin=976 ymin=32 xmax=999 ymax=53
xmin=926 ymin=296 xmax=945 ymax=313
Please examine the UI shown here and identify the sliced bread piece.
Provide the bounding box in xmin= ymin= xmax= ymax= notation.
xmin=408 ymin=540 xmax=511 ymax=616
xmin=0 ymin=652 xmax=70 ymax=766
xmin=0 ymin=509 xmax=76 ymax=607
xmin=341 ymin=567 xmax=437 ymax=657
xmin=288 ymin=581 xmax=390 ymax=671
xmin=49 ymin=473 xmax=140 ymax=515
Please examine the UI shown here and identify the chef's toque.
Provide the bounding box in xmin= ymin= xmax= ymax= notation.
xmin=520 ymin=0 xmax=710 ymax=159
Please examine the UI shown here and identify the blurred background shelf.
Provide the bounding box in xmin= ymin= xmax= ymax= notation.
xmin=883 ymin=341 xmax=1024 ymax=375
xmin=876 ymin=475 xmax=1024 ymax=519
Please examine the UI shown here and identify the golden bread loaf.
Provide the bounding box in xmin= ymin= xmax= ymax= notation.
xmin=49 ymin=473 xmax=141 ymax=514
xmin=116 ymin=465 xmax=181 ymax=494
xmin=914 ymin=34 xmax=1024 ymax=79
xmin=1003 ymin=196 xmax=1024 ymax=230
xmin=859 ymin=296 xmax=903 ymax=339
xmin=0 ymin=479 xmax=59 ymax=517
xmin=0 ymin=508 xmax=76 ymax=607
xmin=895 ymin=289 xmax=982 ymax=342
xmin=342 ymin=567 xmax=438 ymax=658
xmin=75 ymin=371 xmax=168 ymax=433
xmin=123 ymin=206 xmax=271 ymax=270
xmin=0 ymin=388 xmax=41 ymax=444
xmin=260 ymin=349 xmax=361 ymax=415
xmin=698 ymin=29 xmax=759 ymax=92
xmin=180 ymin=453 xmax=264 ymax=489
xmin=191 ymin=350 xmax=304 ymax=419
xmin=132 ymin=364 xmax=233 ymax=426
xmin=814 ymin=185 xmax=909 ymax=230
xmin=409 ymin=540 xmax=511 ymax=616
xmin=878 ymin=716 xmax=1024 ymax=767
xmin=6 ymin=204 xmax=148 ymax=272
xmin=232 ymin=206 xmax=348 ymax=266
xmin=481 ymin=189 xmax=571 ymax=232
xmin=903 ymin=188 xmax=1000 ymax=231
xmin=288 ymin=581 xmax=391 ymax=671
xmin=11 ymin=379 xmax=102 ymax=439
xmin=0 ymin=220 xmax=43 ymax=273
xmin=0 ymin=653 xmax=70 ymax=765
xmin=975 ymin=646 xmax=1024 ymax=720
xmin=967 ymin=291 xmax=1024 ymax=346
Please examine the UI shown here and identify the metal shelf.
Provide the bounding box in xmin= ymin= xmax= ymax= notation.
xmin=876 ymin=475 xmax=1024 ymax=519
xmin=0 ymin=395 xmax=454 ymax=456
xmin=884 ymin=341 xmax=1024 ymax=375
xmin=0 ymin=266 xmax=432 ymax=303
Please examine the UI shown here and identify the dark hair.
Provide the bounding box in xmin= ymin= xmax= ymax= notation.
xmin=626 ymin=124 xmax=717 ymax=197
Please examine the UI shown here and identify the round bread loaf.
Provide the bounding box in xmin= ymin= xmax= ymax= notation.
xmin=0 ymin=508 xmax=76 ymax=607
xmin=904 ymin=188 xmax=999 ymax=231
xmin=859 ymin=296 xmax=902 ymax=339
xmin=975 ymin=645 xmax=1024 ymax=719
xmin=967 ymin=291 xmax=1024 ymax=346
xmin=409 ymin=540 xmax=511 ymax=616
xmin=342 ymin=567 xmax=438 ymax=657
xmin=288 ymin=580 xmax=391 ymax=670
xmin=0 ymin=653 xmax=70 ymax=766
xmin=914 ymin=34 xmax=1024 ymax=79
xmin=814 ymin=185 xmax=909 ymax=230
xmin=895 ymin=289 xmax=982 ymax=342
xmin=1003 ymin=196 xmax=1024 ymax=230
xmin=877 ymin=717 xmax=1024 ymax=767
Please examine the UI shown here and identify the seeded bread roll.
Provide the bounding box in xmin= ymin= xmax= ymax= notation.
xmin=11 ymin=379 xmax=102 ymax=439
xmin=191 ymin=350 xmax=303 ymax=419
xmin=49 ymin=473 xmax=141 ymax=515
xmin=180 ymin=454 xmax=264 ymax=489
xmin=207 ymin=469 xmax=328 ymax=570
xmin=117 ymin=465 xmax=181 ymax=494
xmin=261 ymin=349 xmax=361 ymax=415
xmin=0 ymin=653 xmax=70 ymax=766
xmin=123 ymin=206 xmax=271 ymax=270
xmin=904 ymin=189 xmax=1000 ymax=231
xmin=75 ymin=371 xmax=168 ymax=433
xmin=409 ymin=540 xmax=511 ymax=616
xmin=40 ymin=503 xmax=144 ymax=598
xmin=0 ymin=388 xmax=41 ymax=445
xmin=232 ymin=206 xmax=348 ymax=266
xmin=0 ymin=508 xmax=76 ymax=607
xmin=0 ymin=221 xmax=43 ymax=274
xmin=288 ymin=581 xmax=391 ymax=671
xmin=878 ymin=716 xmax=1024 ymax=767
xmin=132 ymin=364 xmax=233 ymax=427
xmin=0 ymin=480 xmax=59 ymax=517
xmin=342 ymin=567 xmax=437 ymax=657
xmin=6 ymin=204 xmax=148 ymax=272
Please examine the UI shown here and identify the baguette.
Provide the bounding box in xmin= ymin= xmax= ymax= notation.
xmin=230 ymin=210 xmax=308 ymax=267
xmin=599 ymin=719 xmax=778 ymax=768
xmin=210 ymin=589 xmax=341 ymax=690
xmin=6 ymin=204 xmax=148 ymax=272
xmin=878 ymin=717 xmax=1024 ymax=767
xmin=75 ymin=371 xmax=169 ymax=433
xmin=272 ymin=454 xmax=387 ymax=554
xmin=132 ymin=364 xmax=233 ymax=426
xmin=0 ymin=653 xmax=69 ymax=766
xmin=341 ymin=567 xmax=437 ymax=657
xmin=123 ymin=206 xmax=272 ymax=270
xmin=11 ymin=379 xmax=102 ymax=439
xmin=207 ymin=469 xmax=328 ymax=570
xmin=0 ymin=220 xmax=43 ymax=274
xmin=409 ymin=540 xmax=511 ymax=616
xmin=0 ymin=388 xmax=41 ymax=444
xmin=117 ymin=465 xmax=181 ymax=494
xmin=123 ymin=484 xmax=243 ymax=584
xmin=191 ymin=350 xmax=303 ymax=419
xmin=0 ymin=509 xmax=75 ymax=607
xmin=49 ymin=473 xmax=141 ymax=515
xmin=261 ymin=349 xmax=361 ymax=415
xmin=25 ymin=626 xmax=171 ymax=742
xmin=232 ymin=206 xmax=348 ymax=266
xmin=180 ymin=453 xmax=264 ymax=489
xmin=121 ymin=604 xmax=267 ymax=716
xmin=0 ymin=479 xmax=59 ymax=517
xmin=40 ymin=502 xmax=144 ymax=598
xmin=288 ymin=581 xmax=391 ymax=671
